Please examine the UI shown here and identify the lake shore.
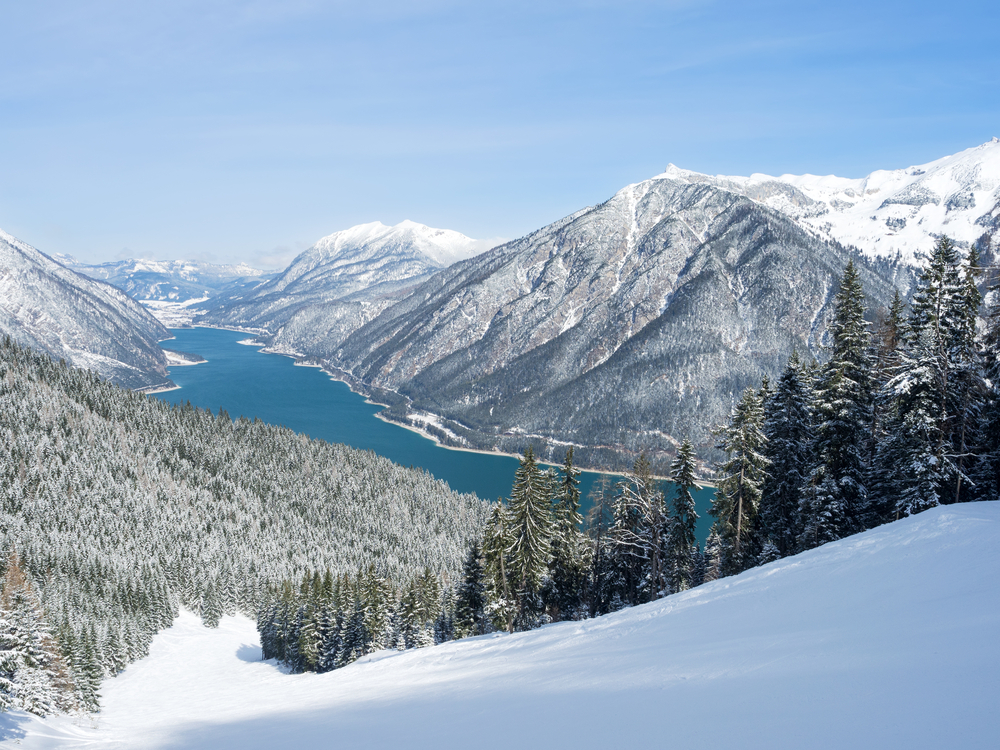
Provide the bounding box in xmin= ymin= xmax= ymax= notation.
xmin=161 ymin=325 xmax=717 ymax=490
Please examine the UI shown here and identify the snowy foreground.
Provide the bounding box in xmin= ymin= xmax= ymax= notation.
xmin=4 ymin=504 xmax=998 ymax=749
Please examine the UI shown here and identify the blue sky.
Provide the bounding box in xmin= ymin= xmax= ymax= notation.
xmin=1 ymin=0 xmax=997 ymax=267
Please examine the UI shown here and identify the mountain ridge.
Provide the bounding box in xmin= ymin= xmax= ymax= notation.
xmin=662 ymin=138 xmax=1000 ymax=264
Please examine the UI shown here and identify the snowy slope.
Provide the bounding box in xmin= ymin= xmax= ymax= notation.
xmin=6 ymin=503 xmax=997 ymax=749
xmin=0 ymin=228 xmax=173 ymax=390
xmin=664 ymin=138 xmax=1000 ymax=263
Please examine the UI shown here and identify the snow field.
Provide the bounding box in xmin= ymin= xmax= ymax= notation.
xmin=4 ymin=503 xmax=998 ymax=749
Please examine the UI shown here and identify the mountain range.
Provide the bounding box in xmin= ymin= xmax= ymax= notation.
xmin=57 ymin=256 xmax=274 ymax=304
xmin=5 ymin=141 xmax=996 ymax=468
xmin=196 ymin=141 xmax=999 ymax=471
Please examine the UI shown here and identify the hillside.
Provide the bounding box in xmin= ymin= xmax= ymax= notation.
xmin=5 ymin=502 xmax=996 ymax=749
xmin=0 ymin=229 xmax=173 ymax=391
xmin=0 ymin=339 xmax=489 ymax=713
xmin=210 ymin=142 xmax=1000 ymax=471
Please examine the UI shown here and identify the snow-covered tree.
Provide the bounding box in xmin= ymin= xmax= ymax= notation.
xmin=667 ymin=439 xmax=699 ymax=593
xmin=454 ymin=543 xmax=488 ymax=638
xmin=610 ymin=454 xmax=668 ymax=605
xmin=760 ymin=351 xmax=812 ymax=556
xmin=800 ymin=260 xmax=873 ymax=548
xmin=711 ymin=387 xmax=768 ymax=573
xmin=505 ymin=447 xmax=556 ymax=630
xmin=545 ymin=449 xmax=589 ymax=621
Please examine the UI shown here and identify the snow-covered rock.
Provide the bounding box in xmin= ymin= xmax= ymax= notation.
xmin=0 ymin=229 xmax=173 ymax=390
xmin=6 ymin=503 xmax=997 ymax=749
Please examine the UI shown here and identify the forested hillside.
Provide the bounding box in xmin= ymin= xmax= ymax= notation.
xmin=0 ymin=342 xmax=489 ymax=714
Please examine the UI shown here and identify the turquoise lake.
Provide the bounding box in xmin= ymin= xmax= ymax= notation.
xmin=154 ymin=327 xmax=716 ymax=542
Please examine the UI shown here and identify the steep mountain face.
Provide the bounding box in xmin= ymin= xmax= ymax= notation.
xmin=58 ymin=256 xmax=274 ymax=303
xmin=318 ymin=179 xmax=905 ymax=470
xmin=666 ymin=138 xmax=1000 ymax=264
xmin=0 ymin=229 xmax=173 ymax=390
xmin=197 ymin=221 xmax=487 ymax=339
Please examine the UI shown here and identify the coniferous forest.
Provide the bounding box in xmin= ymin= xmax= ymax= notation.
xmin=1 ymin=235 xmax=997 ymax=713
xmin=257 ymin=236 xmax=1000 ymax=675
xmin=0 ymin=343 xmax=489 ymax=713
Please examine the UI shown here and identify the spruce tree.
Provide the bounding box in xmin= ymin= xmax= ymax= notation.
xmin=801 ymin=260 xmax=873 ymax=548
xmin=760 ymin=351 xmax=812 ymax=556
xmin=482 ymin=502 xmax=516 ymax=633
xmin=585 ymin=474 xmax=616 ymax=617
xmin=667 ymin=439 xmax=699 ymax=593
xmin=979 ymin=257 xmax=1000 ymax=501
xmin=610 ymin=454 xmax=668 ymax=604
xmin=702 ymin=530 xmax=722 ymax=584
xmin=506 ymin=447 xmax=556 ymax=630
xmin=454 ymin=543 xmax=488 ymax=638
xmin=883 ymin=237 xmax=984 ymax=515
xmin=545 ymin=449 xmax=589 ymax=621
xmin=867 ymin=292 xmax=908 ymax=524
xmin=711 ymin=387 xmax=768 ymax=573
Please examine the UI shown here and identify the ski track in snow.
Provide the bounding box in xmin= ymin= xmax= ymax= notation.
xmin=3 ymin=504 xmax=998 ymax=749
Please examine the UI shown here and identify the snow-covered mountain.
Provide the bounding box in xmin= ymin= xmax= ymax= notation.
xmin=197 ymin=220 xmax=490 ymax=338
xmin=58 ymin=255 xmax=274 ymax=303
xmin=664 ymin=137 xmax=1000 ymax=263
xmin=309 ymin=179 xmax=905 ymax=470
xmin=8 ymin=502 xmax=996 ymax=749
xmin=0 ymin=229 xmax=173 ymax=390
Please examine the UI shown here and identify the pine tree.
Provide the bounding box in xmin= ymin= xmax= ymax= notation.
xmin=545 ymin=449 xmax=589 ymax=621
xmin=0 ymin=612 xmax=17 ymax=713
xmin=979 ymin=256 xmax=1000 ymax=501
xmin=667 ymin=439 xmax=699 ymax=593
xmin=948 ymin=245 xmax=987 ymax=503
xmin=760 ymin=351 xmax=812 ymax=556
xmin=882 ymin=237 xmax=984 ymax=515
xmin=702 ymin=530 xmax=722 ymax=584
xmin=0 ymin=553 xmax=76 ymax=715
xmin=201 ymin=581 xmax=223 ymax=629
xmin=482 ymin=502 xmax=516 ymax=633
xmin=711 ymin=387 xmax=768 ymax=573
xmin=610 ymin=454 xmax=668 ymax=604
xmin=454 ymin=543 xmax=488 ymax=638
xmin=585 ymin=474 xmax=616 ymax=617
xmin=867 ymin=292 xmax=908 ymax=524
xmin=506 ymin=447 xmax=556 ymax=630
xmin=801 ymin=261 xmax=873 ymax=548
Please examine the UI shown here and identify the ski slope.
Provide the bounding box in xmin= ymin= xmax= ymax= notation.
xmin=4 ymin=503 xmax=998 ymax=749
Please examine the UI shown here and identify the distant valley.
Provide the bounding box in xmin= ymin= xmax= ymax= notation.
xmin=7 ymin=141 xmax=997 ymax=472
